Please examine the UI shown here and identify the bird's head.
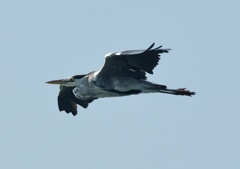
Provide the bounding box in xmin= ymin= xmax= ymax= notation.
xmin=46 ymin=75 xmax=85 ymax=87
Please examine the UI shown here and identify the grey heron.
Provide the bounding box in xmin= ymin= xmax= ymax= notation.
xmin=46 ymin=43 xmax=195 ymax=116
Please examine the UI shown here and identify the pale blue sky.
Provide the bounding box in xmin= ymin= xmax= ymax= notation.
xmin=0 ymin=0 xmax=239 ymax=169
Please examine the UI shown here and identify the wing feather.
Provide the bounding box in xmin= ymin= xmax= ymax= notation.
xmin=57 ymin=86 xmax=95 ymax=116
xmin=97 ymin=43 xmax=170 ymax=80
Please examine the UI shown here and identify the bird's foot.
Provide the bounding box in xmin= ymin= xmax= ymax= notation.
xmin=175 ymin=88 xmax=195 ymax=96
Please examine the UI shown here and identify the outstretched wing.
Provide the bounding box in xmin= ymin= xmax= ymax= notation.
xmin=97 ymin=43 xmax=170 ymax=80
xmin=57 ymin=86 xmax=95 ymax=116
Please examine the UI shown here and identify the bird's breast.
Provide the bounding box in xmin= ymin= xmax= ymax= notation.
xmin=72 ymin=76 xmax=103 ymax=100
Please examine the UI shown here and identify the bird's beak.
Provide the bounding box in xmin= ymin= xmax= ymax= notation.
xmin=46 ymin=79 xmax=68 ymax=85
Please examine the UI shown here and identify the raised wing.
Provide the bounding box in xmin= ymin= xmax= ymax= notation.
xmin=57 ymin=86 xmax=95 ymax=116
xmin=97 ymin=43 xmax=170 ymax=80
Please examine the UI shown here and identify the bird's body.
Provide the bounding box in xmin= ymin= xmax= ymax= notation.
xmin=47 ymin=43 xmax=195 ymax=116
xmin=72 ymin=72 xmax=167 ymax=99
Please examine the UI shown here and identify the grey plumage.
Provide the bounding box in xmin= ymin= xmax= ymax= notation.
xmin=47 ymin=43 xmax=195 ymax=116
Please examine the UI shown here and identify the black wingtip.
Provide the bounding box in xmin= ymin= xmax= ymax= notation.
xmin=58 ymin=95 xmax=78 ymax=116
xmin=146 ymin=43 xmax=155 ymax=51
xmin=145 ymin=43 xmax=171 ymax=53
xmin=71 ymin=111 xmax=78 ymax=116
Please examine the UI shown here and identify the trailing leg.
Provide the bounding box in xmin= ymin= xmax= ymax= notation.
xmin=159 ymin=88 xmax=195 ymax=96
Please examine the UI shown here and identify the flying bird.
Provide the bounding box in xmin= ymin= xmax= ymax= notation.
xmin=46 ymin=43 xmax=195 ymax=116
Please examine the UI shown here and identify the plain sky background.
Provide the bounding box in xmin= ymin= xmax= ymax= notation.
xmin=0 ymin=0 xmax=239 ymax=169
